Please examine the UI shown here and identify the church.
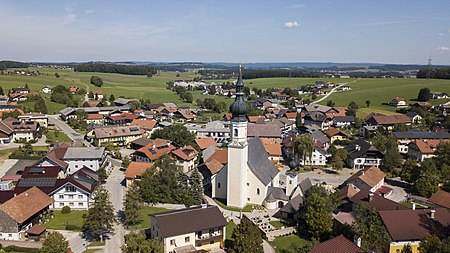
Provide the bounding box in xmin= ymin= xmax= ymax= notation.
xmin=209 ymin=66 xmax=288 ymax=209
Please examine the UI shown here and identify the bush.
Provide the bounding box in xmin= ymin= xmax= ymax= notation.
xmin=3 ymin=245 xmax=39 ymax=252
xmin=61 ymin=206 xmax=71 ymax=214
xmin=65 ymin=224 xmax=82 ymax=231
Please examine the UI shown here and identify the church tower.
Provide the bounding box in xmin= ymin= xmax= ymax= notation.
xmin=227 ymin=65 xmax=249 ymax=208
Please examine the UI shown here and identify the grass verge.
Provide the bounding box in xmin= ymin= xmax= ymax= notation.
xmin=45 ymin=210 xmax=86 ymax=231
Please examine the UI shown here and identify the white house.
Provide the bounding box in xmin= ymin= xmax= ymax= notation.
xmin=295 ymin=145 xmax=329 ymax=166
xmin=62 ymin=147 xmax=106 ymax=174
xmin=171 ymin=146 xmax=199 ymax=173
xmin=42 ymin=86 xmax=52 ymax=94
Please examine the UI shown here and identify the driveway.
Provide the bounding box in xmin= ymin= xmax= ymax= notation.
xmin=53 ymin=230 xmax=87 ymax=253
xmin=103 ymin=161 xmax=126 ymax=253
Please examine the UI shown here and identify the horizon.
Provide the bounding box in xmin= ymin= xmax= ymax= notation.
xmin=1 ymin=0 xmax=450 ymax=64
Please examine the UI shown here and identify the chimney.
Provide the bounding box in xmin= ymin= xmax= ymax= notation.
xmin=430 ymin=209 xmax=436 ymax=219
xmin=354 ymin=236 xmax=362 ymax=248
xmin=412 ymin=202 xmax=416 ymax=210
xmin=368 ymin=193 xmax=374 ymax=202
xmin=25 ymin=192 xmax=29 ymax=197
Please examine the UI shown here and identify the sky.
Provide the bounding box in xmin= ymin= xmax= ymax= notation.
xmin=1 ymin=0 xmax=450 ymax=64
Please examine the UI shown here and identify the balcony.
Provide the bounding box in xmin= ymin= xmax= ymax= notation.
xmin=195 ymin=232 xmax=223 ymax=242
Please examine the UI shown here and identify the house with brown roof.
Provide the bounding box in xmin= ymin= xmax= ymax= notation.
xmin=260 ymin=138 xmax=282 ymax=164
xmin=309 ymin=235 xmax=364 ymax=253
xmin=86 ymin=113 xmax=105 ymax=125
xmin=349 ymin=189 xmax=407 ymax=211
xmin=379 ymin=208 xmax=450 ymax=253
xmin=389 ymin=97 xmax=407 ymax=107
xmin=346 ymin=139 xmax=384 ymax=169
xmin=247 ymin=123 xmax=281 ymax=143
xmin=0 ymin=187 xmax=53 ymax=240
xmin=365 ymin=113 xmax=412 ymax=131
xmin=92 ymin=90 xmax=104 ymax=100
xmin=124 ymin=162 xmax=154 ymax=188
xmin=88 ymin=125 xmax=144 ymax=146
xmin=149 ymin=205 xmax=227 ymax=253
xmin=130 ymin=118 xmax=158 ymax=135
xmin=171 ymin=146 xmax=199 ymax=173
xmin=69 ymin=86 xmax=79 ymax=95
xmin=174 ymin=108 xmax=197 ymax=122
xmin=0 ymin=117 xmax=40 ymax=142
xmin=407 ymin=139 xmax=447 ymax=162
xmin=428 ymin=190 xmax=450 ymax=209
xmin=194 ymin=137 xmax=218 ymax=151
xmin=135 ymin=139 xmax=175 ymax=163
xmin=344 ymin=166 xmax=386 ymax=193
xmin=324 ymin=128 xmax=348 ymax=143
xmin=105 ymin=112 xmax=140 ymax=125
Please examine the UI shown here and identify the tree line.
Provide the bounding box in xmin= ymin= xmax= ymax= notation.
xmin=0 ymin=60 xmax=29 ymax=70
xmin=417 ymin=67 xmax=450 ymax=79
xmin=74 ymin=63 xmax=157 ymax=76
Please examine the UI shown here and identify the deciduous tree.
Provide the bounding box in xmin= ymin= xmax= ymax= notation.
xmin=90 ymin=75 xmax=103 ymax=87
xmin=293 ymin=135 xmax=314 ymax=164
xmin=151 ymin=124 xmax=195 ymax=147
xmin=40 ymin=232 xmax=69 ymax=253
xmin=417 ymin=88 xmax=431 ymax=102
xmin=122 ymin=231 xmax=163 ymax=253
xmin=353 ymin=205 xmax=390 ymax=253
xmin=230 ymin=218 xmax=263 ymax=253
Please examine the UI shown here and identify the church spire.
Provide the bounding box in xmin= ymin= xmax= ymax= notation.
xmin=229 ymin=64 xmax=248 ymax=122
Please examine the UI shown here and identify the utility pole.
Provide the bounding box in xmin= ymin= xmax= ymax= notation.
xmin=426 ymin=56 xmax=432 ymax=80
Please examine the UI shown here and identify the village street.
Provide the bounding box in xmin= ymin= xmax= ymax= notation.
xmin=48 ymin=114 xmax=91 ymax=146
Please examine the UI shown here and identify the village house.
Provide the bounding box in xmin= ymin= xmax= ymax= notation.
xmin=69 ymin=86 xmax=79 ymax=95
xmin=171 ymin=145 xmax=199 ymax=173
xmin=343 ymin=166 xmax=387 ymax=194
xmin=324 ymin=128 xmax=348 ymax=143
xmin=309 ymin=235 xmax=364 ymax=253
xmin=174 ymin=108 xmax=197 ymax=122
xmin=345 ymin=139 xmax=384 ymax=169
xmin=124 ymin=162 xmax=154 ymax=188
xmin=379 ymin=208 xmax=450 ymax=253
xmin=113 ymin=98 xmax=134 ymax=107
xmin=348 ymin=189 xmax=408 ymax=212
xmin=407 ymin=139 xmax=447 ymax=161
xmin=295 ymin=144 xmax=329 ymax=167
xmin=134 ymin=139 xmax=175 ymax=163
xmin=105 ymin=112 xmax=140 ymax=125
xmin=364 ymin=113 xmax=412 ymax=131
xmin=18 ymin=113 xmax=48 ymax=128
xmin=427 ymin=190 xmax=450 ymax=209
xmin=389 ymin=97 xmax=407 ymax=107
xmin=430 ymin=91 xmax=449 ymax=99
xmin=393 ymin=130 xmax=450 ymax=155
xmin=196 ymin=121 xmax=231 ymax=144
xmin=9 ymin=93 xmax=28 ymax=102
xmin=88 ymin=125 xmax=144 ymax=146
xmin=333 ymin=115 xmax=355 ymax=128
xmin=0 ymin=117 xmax=40 ymax=142
xmin=130 ymin=118 xmax=158 ymax=136
xmin=247 ymin=123 xmax=281 ymax=143
xmin=149 ymin=205 xmax=227 ymax=253
xmin=405 ymin=111 xmax=423 ymax=124
xmin=10 ymin=87 xmax=30 ymax=94
xmin=61 ymin=146 xmax=106 ymax=174
xmin=42 ymin=85 xmax=52 ymax=94
xmin=0 ymin=187 xmax=53 ymax=240
xmin=92 ymin=90 xmax=104 ymax=100
xmin=194 ymin=137 xmax=218 ymax=151
xmin=86 ymin=114 xmax=105 ymax=126
xmin=260 ymin=138 xmax=282 ymax=164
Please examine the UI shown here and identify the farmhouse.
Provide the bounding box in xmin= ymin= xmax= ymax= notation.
xmin=430 ymin=91 xmax=449 ymax=99
xmin=18 ymin=113 xmax=48 ymax=128
xmin=345 ymin=139 xmax=384 ymax=169
xmin=344 ymin=166 xmax=386 ymax=193
xmin=0 ymin=117 xmax=40 ymax=142
xmin=407 ymin=139 xmax=447 ymax=161
xmin=365 ymin=113 xmax=411 ymax=131
xmin=89 ymin=125 xmax=144 ymax=146
xmin=42 ymin=85 xmax=52 ymax=94
xmin=389 ymin=97 xmax=406 ymax=107
xmin=392 ymin=130 xmax=450 ymax=154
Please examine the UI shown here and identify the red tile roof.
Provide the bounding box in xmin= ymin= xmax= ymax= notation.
xmin=346 ymin=166 xmax=386 ymax=188
xmin=248 ymin=115 xmax=266 ymax=123
xmin=130 ymin=119 xmax=157 ymax=130
xmin=0 ymin=187 xmax=53 ymax=223
xmin=324 ymin=128 xmax=347 ymax=138
xmin=412 ymin=139 xmax=447 ymax=154
xmin=171 ymin=146 xmax=199 ymax=161
xmin=369 ymin=114 xmax=411 ymax=125
xmin=284 ymin=112 xmax=297 ymax=119
xmin=349 ymin=189 xmax=407 ymax=211
xmin=309 ymin=235 xmax=364 ymax=253
xmin=86 ymin=114 xmax=104 ymax=120
xmin=109 ymin=112 xmax=140 ymax=121
xmin=136 ymin=139 xmax=175 ymax=161
xmin=124 ymin=162 xmax=154 ymax=179
xmin=205 ymin=149 xmax=228 ymax=165
xmin=194 ymin=137 xmax=218 ymax=150
xmin=260 ymin=138 xmax=282 ymax=156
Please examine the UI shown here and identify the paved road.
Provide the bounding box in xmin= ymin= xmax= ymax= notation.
xmin=48 ymin=114 xmax=91 ymax=146
xmin=54 ymin=230 xmax=87 ymax=253
xmin=103 ymin=163 xmax=126 ymax=253
xmin=0 ymin=135 xmax=48 ymax=150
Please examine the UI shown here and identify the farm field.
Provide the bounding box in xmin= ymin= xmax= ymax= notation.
xmin=1 ymin=68 xmax=449 ymax=118
xmin=319 ymin=78 xmax=450 ymax=118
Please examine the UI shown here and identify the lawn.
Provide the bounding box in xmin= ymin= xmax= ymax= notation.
xmin=269 ymin=220 xmax=288 ymax=229
xmin=45 ymin=210 xmax=87 ymax=231
xmin=45 ymin=129 xmax=72 ymax=144
xmin=225 ymin=221 xmax=237 ymax=240
xmin=270 ymin=234 xmax=311 ymax=253
xmin=213 ymin=199 xmax=260 ymax=212
xmin=130 ymin=206 xmax=171 ymax=229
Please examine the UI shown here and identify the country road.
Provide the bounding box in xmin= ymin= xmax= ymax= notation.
xmin=313 ymin=80 xmax=357 ymax=103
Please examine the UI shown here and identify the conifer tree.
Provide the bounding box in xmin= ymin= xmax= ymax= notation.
xmin=124 ymin=183 xmax=143 ymax=226
xmin=82 ymin=186 xmax=115 ymax=241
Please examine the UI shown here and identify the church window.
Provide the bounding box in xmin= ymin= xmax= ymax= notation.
xmin=234 ymin=129 xmax=238 ymax=137
xmin=256 ymin=188 xmax=260 ymax=195
xmin=218 ymin=183 xmax=221 ymax=188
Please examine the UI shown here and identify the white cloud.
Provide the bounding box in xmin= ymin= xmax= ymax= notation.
xmin=437 ymin=32 xmax=443 ymax=36
xmin=286 ymin=3 xmax=305 ymax=9
xmin=85 ymin=10 xmax=95 ymax=14
xmin=438 ymin=46 xmax=449 ymax=51
xmin=283 ymin=21 xmax=301 ymax=28
xmin=62 ymin=13 xmax=77 ymax=25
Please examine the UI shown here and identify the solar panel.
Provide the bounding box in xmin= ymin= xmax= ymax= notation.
xmin=17 ymin=178 xmax=57 ymax=188
xmin=28 ymin=168 xmax=45 ymax=174
xmin=149 ymin=148 xmax=157 ymax=154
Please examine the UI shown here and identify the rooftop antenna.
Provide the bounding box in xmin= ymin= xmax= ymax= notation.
xmin=426 ymin=55 xmax=432 ymax=80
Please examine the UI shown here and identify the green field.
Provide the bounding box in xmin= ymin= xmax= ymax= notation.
xmin=270 ymin=234 xmax=311 ymax=253
xmin=2 ymin=68 xmax=449 ymax=118
xmin=320 ymin=78 xmax=450 ymax=118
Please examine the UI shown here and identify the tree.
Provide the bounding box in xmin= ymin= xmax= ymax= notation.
xmin=0 ymin=86 xmax=4 ymax=95
xmin=189 ymin=168 xmax=203 ymax=205
xmin=401 ymin=244 xmax=413 ymax=253
xmin=417 ymin=88 xmax=431 ymax=102
xmin=214 ymin=101 xmax=227 ymax=113
xmin=414 ymin=174 xmax=439 ymax=197
xmin=300 ymin=185 xmax=335 ymax=240
xmin=295 ymin=112 xmax=302 ymax=129
xmin=55 ymin=72 xmax=60 ymax=78
xmin=419 ymin=234 xmax=449 ymax=253
xmin=123 ymin=183 xmax=144 ymax=226
xmin=230 ymin=217 xmax=263 ymax=253
xmin=293 ymin=135 xmax=314 ymax=165
xmin=353 ymin=205 xmax=390 ymax=253
xmin=184 ymin=92 xmax=193 ymax=103
xmin=109 ymin=94 xmax=116 ymax=103
xmin=434 ymin=142 xmax=450 ymax=168
xmin=326 ymin=100 xmax=335 ymax=107
xmin=347 ymin=101 xmax=359 ymax=117
xmin=400 ymin=159 xmax=420 ymax=183
xmin=90 ymin=76 xmax=104 ymax=87
xmin=330 ymin=149 xmax=347 ymax=171
xmin=365 ymin=100 xmax=371 ymax=107
xmin=40 ymin=232 xmax=69 ymax=253
xmin=82 ymin=186 xmax=115 ymax=241
xmin=34 ymin=96 xmax=48 ymax=114
xmin=380 ymin=136 xmax=402 ymax=174
xmin=123 ymin=231 xmax=163 ymax=253
xmin=151 ymin=124 xmax=195 ymax=147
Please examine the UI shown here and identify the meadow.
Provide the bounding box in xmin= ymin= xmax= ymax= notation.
xmin=1 ymin=67 xmax=449 ymax=118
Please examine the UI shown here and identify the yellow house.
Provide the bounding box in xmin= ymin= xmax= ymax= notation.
xmin=150 ymin=205 xmax=227 ymax=253
xmin=89 ymin=125 xmax=144 ymax=146
xmin=379 ymin=208 xmax=450 ymax=253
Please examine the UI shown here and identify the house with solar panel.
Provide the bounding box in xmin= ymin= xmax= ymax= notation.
xmin=0 ymin=117 xmax=40 ymax=143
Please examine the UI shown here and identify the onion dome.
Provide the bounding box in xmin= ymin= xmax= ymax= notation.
xmin=229 ymin=65 xmax=248 ymax=122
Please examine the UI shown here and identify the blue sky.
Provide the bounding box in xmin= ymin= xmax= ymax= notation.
xmin=1 ymin=0 xmax=450 ymax=64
